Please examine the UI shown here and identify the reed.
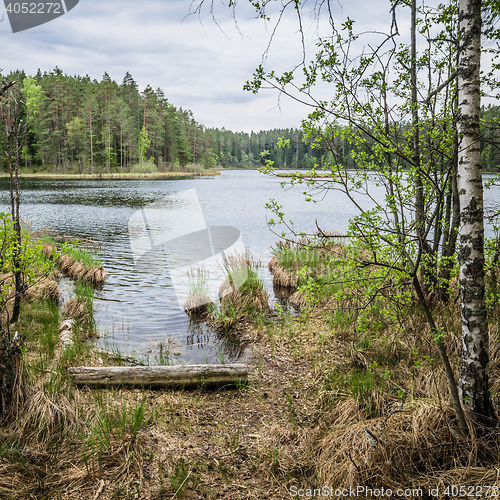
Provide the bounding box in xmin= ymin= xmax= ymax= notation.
xmin=183 ymin=266 xmax=212 ymax=316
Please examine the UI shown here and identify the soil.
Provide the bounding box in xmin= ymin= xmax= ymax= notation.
xmin=80 ymin=321 xmax=321 ymax=500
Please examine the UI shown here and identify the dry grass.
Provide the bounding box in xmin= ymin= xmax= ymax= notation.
xmin=183 ymin=292 xmax=212 ymax=316
xmin=268 ymin=237 xmax=348 ymax=298
xmin=4 ymin=297 xmax=500 ymax=499
xmin=316 ymin=400 xmax=500 ymax=491
xmin=41 ymin=240 xmax=108 ymax=288
xmin=23 ymin=277 xmax=61 ymax=303
xmin=288 ymin=291 xmax=305 ymax=310
xmin=4 ymin=234 xmax=500 ymax=498
xmin=56 ymin=254 xmax=108 ymax=288
xmin=220 ymin=283 xmax=270 ymax=314
xmin=210 ymin=252 xmax=270 ymax=330
xmin=268 ymin=257 xmax=299 ymax=289
xmin=62 ymin=297 xmax=88 ymax=320
xmin=0 ymin=387 xmax=153 ymax=500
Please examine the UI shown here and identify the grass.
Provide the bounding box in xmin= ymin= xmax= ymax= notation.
xmin=65 ymin=246 xmax=102 ymax=268
xmin=168 ymin=458 xmax=191 ymax=498
xmin=82 ymin=391 xmax=147 ymax=478
xmin=210 ymin=251 xmax=270 ymax=332
xmin=269 ymin=237 xmax=348 ymax=296
xmin=183 ymin=266 xmax=212 ymax=315
xmin=38 ymin=234 xmax=108 ymax=287
xmin=63 ymin=280 xmax=96 ymax=336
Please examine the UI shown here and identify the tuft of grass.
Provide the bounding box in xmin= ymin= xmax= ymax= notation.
xmin=269 ymin=238 xmax=347 ymax=310
xmin=156 ymin=342 xmax=171 ymax=366
xmin=169 ymin=458 xmax=191 ymax=498
xmin=43 ymin=235 xmax=108 ymax=287
xmin=214 ymin=251 xmax=269 ymax=329
xmin=183 ymin=266 xmax=212 ymax=315
xmin=63 ymin=280 xmax=96 ymax=336
xmin=65 ymin=246 xmax=102 ymax=268
xmin=82 ymin=391 xmax=147 ymax=479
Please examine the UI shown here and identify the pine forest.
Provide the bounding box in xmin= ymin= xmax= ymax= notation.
xmin=1 ymin=68 xmax=499 ymax=174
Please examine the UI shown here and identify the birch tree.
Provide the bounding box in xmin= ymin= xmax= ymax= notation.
xmin=456 ymin=0 xmax=497 ymax=425
xmin=195 ymin=0 xmax=500 ymax=430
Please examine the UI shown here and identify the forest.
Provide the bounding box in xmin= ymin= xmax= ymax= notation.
xmin=1 ymin=68 xmax=499 ymax=174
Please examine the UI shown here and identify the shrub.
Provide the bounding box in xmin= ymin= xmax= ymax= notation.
xmin=130 ymin=161 xmax=158 ymax=174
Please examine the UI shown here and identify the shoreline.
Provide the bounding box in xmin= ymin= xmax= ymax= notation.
xmin=0 ymin=169 xmax=222 ymax=180
xmin=276 ymin=171 xmax=343 ymax=179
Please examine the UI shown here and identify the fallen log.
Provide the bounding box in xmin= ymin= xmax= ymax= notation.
xmin=68 ymin=364 xmax=248 ymax=389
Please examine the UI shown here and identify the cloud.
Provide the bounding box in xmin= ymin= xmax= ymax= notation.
xmin=0 ymin=0 xmax=423 ymax=132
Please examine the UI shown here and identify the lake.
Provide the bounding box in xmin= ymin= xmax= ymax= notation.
xmin=1 ymin=170 xmax=499 ymax=364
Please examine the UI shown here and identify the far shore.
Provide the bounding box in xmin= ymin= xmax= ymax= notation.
xmin=0 ymin=169 xmax=222 ymax=180
xmin=276 ymin=171 xmax=344 ymax=179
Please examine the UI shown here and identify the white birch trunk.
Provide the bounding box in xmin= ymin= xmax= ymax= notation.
xmin=457 ymin=0 xmax=497 ymax=424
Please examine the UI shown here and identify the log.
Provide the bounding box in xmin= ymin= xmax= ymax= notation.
xmin=68 ymin=363 xmax=248 ymax=389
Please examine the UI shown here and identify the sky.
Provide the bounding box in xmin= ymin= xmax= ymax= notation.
xmin=0 ymin=0 xmax=405 ymax=133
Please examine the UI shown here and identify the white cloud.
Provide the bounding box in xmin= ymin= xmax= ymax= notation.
xmin=0 ymin=0 xmax=430 ymax=132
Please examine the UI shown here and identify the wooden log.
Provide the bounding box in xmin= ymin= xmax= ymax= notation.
xmin=68 ymin=364 xmax=248 ymax=389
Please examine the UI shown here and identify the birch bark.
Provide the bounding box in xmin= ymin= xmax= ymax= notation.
xmin=457 ymin=0 xmax=497 ymax=424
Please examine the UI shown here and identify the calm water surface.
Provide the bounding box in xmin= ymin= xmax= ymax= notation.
xmin=0 ymin=170 xmax=499 ymax=364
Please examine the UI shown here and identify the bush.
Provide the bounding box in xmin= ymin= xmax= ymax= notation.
xmin=182 ymin=163 xmax=205 ymax=174
xmin=130 ymin=161 xmax=158 ymax=174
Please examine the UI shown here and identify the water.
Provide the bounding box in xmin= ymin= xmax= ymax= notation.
xmin=0 ymin=170 xmax=499 ymax=364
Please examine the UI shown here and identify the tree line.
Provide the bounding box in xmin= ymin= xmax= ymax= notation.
xmin=0 ymin=68 xmax=499 ymax=174
xmin=215 ymin=111 xmax=500 ymax=171
xmin=0 ymin=68 xmax=220 ymax=174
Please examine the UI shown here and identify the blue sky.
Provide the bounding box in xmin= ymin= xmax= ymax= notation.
xmin=0 ymin=0 xmax=403 ymax=132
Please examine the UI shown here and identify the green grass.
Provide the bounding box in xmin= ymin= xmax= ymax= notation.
xmin=37 ymin=234 xmax=56 ymax=246
xmin=82 ymin=390 xmax=147 ymax=479
xmin=71 ymin=280 xmax=97 ymax=335
xmin=169 ymin=458 xmax=191 ymax=498
xmin=184 ymin=266 xmax=212 ymax=313
xmin=272 ymin=239 xmax=347 ymax=306
xmin=323 ymin=368 xmax=384 ymax=417
xmin=208 ymin=251 xmax=269 ymax=331
xmin=19 ymin=297 xmax=59 ymax=356
xmin=65 ymin=245 xmax=102 ymax=268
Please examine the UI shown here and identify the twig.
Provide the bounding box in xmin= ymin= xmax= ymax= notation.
xmin=378 ymin=400 xmax=405 ymax=438
xmin=347 ymin=451 xmax=361 ymax=472
xmin=32 ymin=367 xmax=58 ymax=375
xmin=92 ymin=479 xmax=105 ymax=500
xmin=362 ymin=427 xmax=380 ymax=449
xmin=171 ymin=470 xmax=191 ymax=500
xmin=423 ymin=71 xmax=457 ymax=105
xmin=220 ymin=445 xmax=247 ymax=458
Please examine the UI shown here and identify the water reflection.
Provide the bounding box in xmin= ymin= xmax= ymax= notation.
xmin=185 ymin=318 xmax=246 ymax=361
